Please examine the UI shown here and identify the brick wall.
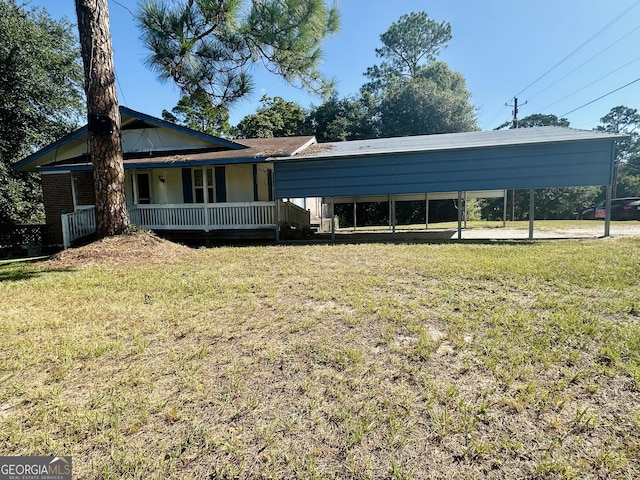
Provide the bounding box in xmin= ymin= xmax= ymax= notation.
xmin=41 ymin=173 xmax=75 ymax=245
xmin=74 ymin=171 xmax=95 ymax=205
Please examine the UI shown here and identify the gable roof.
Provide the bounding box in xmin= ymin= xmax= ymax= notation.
xmin=13 ymin=106 xmax=253 ymax=172
xmin=37 ymin=136 xmax=317 ymax=172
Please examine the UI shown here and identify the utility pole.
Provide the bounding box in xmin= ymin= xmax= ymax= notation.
xmin=506 ymin=97 xmax=526 ymax=129
xmin=505 ymin=97 xmax=527 ymax=221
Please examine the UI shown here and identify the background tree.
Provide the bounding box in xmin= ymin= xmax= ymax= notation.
xmin=596 ymin=106 xmax=640 ymax=198
xmin=234 ymin=96 xmax=307 ymax=138
xmin=376 ymin=62 xmax=477 ymax=137
xmin=495 ymin=113 xmax=569 ymax=130
xmin=307 ymin=93 xmax=377 ymax=142
xmin=138 ymin=0 xmax=339 ymax=108
xmin=75 ymin=0 xmax=129 ymax=237
xmin=162 ymin=89 xmax=231 ymax=136
xmin=362 ymin=12 xmax=477 ymax=137
xmin=364 ymin=11 xmax=451 ymax=88
xmin=0 ymin=0 xmax=84 ymax=224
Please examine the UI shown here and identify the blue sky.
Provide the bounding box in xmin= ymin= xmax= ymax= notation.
xmin=29 ymin=0 xmax=640 ymax=131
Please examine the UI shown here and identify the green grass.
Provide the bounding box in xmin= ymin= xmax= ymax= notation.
xmin=1 ymin=238 xmax=640 ymax=478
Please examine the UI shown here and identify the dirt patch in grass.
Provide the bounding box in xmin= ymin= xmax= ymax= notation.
xmin=45 ymin=231 xmax=193 ymax=268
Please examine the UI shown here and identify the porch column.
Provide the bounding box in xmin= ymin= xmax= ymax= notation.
xmin=203 ymin=168 xmax=210 ymax=232
xmin=132 ymin=169 xmax=139 ymax=205
xmin=528 ymin=189 xmax=535 ymax=240
xmin=275 ymin=199 xmax=281 ymax=242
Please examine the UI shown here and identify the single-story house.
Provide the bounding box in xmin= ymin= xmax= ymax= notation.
xmin=13 ymin=107 xmax=319 ymax=247
xmin=14 ymin=107 xmax=624 ymax=246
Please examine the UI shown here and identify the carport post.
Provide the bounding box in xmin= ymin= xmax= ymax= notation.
xmin=457 ymin=191 xmax=463 ymax=240
xmin=503 ymin=190 xmax=507 ymax=227
xmin=425 ymin=193 xmax=429 ymax=229
xmin=605 ymin=184 xmax=612 ymax=237
xmin=353 ymin=196 xmax=357 ymax=231
xmin=331 ymin=197 xmax=335 ymax=243
xmin=463 ymin=191 xmax=468 ymax=229
xmin=528 ymin=189 xmax=535 ymax=240
xmin=391 ymin=194 xmax=397 ymax=239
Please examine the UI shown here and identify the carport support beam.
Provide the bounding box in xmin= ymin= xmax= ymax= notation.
xmin=391 ymin=194 xmax=396 ymax=239
xmin=331 ymin=197 xmax=335 ymax=243
xmin=503 ymin=190 xmax=507 ymax=227
xmin=528 ymin=189 xmax=535 ymax=240
xmin=605 ymin=184 xmax=612 ymax=237
xmin=457 ymin=191 xmax=462 ymax=240
xmin=353 ymin=196 xmax=357 ymax=231
xmin=425 ymin=193 xmax=429 ymax=229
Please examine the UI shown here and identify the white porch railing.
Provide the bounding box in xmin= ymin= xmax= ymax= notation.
xmin=60 ymin=201 xmax=311 ymax=248
xmin=61 ymin=207 xmax=96 ymax=249
xmin=129 ymin=202 xmax=279 ymax=231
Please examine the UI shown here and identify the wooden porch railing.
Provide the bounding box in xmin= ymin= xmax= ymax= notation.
xmin=60 ymin=201 xmax=311 ymax=248
xmin=61 ymin=207 xmax=96 ymax=249
xmin=281 ymin=200 xmax=311 ymax=227
xmin=129 ymin=202 xmax=278 ymax=230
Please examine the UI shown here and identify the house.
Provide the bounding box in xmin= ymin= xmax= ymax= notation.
xmin=14 ymin=109 xmax=624 ymax=246
xmin=13 ymin=107 xmax=319 ymax=247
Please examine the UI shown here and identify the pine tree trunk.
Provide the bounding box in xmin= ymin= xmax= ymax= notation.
xmin=75 ymin=0 xmax=129 ymax=237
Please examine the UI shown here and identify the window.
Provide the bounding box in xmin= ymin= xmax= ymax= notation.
xmin=193 ymin=168 xmax=215 ymax=203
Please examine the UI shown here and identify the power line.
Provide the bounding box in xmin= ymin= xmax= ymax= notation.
xmin=481 ymin=104 xmax=509 ymax=130
xmin=526 ymin=24 xmax=640 ymax=103
xmin=561 ymin=76 xmax=640 ymax=116
xmin=539 ymin=55 xmax=640 ymax=112
xmin=514 ymin=0 xmax=640 ymax=98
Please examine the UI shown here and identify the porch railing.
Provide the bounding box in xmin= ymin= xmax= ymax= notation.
xmin=60 ymin=201 xmax=310 ymax=248
xmin=61 ymin=207 xmax=96 ymax=249
xmin=129 ymin=202 xmax=278 ymax=230
xmin=281 ymin=200 xmax=311 ymax=227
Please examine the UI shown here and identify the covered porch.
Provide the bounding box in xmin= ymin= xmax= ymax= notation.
xmin=61 ymin=200 xmax=310 ymax=249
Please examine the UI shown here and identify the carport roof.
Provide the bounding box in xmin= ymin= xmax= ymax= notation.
xmin=277 ymin=127 xmax=625 ymax=161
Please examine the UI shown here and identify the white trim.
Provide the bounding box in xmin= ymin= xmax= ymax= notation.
xmin=289 ymin=136 xmax=318 ymax=156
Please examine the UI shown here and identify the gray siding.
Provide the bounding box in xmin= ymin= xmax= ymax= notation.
xmin=274 ymin=139 xmax=615 ymax=198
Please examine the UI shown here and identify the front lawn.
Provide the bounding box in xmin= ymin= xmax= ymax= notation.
xmin=1 ymin=236 xmax=639 ymax=479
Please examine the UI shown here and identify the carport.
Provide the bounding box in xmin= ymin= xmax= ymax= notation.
xmin=272 ymin=127 xmax=624 ymax=240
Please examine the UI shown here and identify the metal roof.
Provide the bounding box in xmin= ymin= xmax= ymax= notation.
xmin=274 ymin=127 xmax=623 ymax=198
xmin=284 ymin=127 xmax=625 ymax=161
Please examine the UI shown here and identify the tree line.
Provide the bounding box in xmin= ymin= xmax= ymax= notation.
xmin=1 ymin=0 xmax=638 ymax=230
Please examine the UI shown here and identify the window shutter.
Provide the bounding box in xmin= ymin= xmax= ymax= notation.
xmin=182 ymin=168 xmax=193 ymax=203
xmin=215 ymin=166 xmax=226 ymax=203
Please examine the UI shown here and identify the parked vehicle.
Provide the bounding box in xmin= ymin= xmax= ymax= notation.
xmin=593 ymin=197 xmax=640 ymax=220
xmin=581 ymin=201 xmax=604 ymax=220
